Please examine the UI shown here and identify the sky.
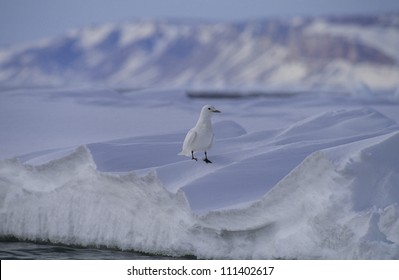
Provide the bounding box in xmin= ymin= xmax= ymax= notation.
xmin=1 ymin=0 xmax=399 ymax=47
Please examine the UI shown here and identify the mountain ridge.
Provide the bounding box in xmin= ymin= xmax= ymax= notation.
xmin=1 ymin=14 xmax=398 ymax=92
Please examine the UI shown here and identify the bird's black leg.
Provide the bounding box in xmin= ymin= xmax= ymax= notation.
xmin=191 ymin=151 xmax=198 ymax=161
xmin=203 ymin=151 xmax=212 ymax=164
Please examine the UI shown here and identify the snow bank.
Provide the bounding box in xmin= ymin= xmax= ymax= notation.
xmin=199 ymin=132 xmax=399 ymax=259
xmin=166 ymin=108 xmax=398 ymax=214
xmin=1 ymin=109 xmax=398 ymax=259
xmin=276 ymin=107 xmax=397 ymax=144
xmin=0 ymin=146 xmax=195 ymax=256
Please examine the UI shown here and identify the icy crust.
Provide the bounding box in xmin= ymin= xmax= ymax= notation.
xmin=199 ymin=132 xmax=399 ymax=259
xmin=0 ymin=146 xmax=195 ymax=256
xmin=1 ymin=132 xmax=399 ymax=259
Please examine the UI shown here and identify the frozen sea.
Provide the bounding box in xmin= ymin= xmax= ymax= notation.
xmin=1 ymin=86 xmax=399 ymax=259
xmin=0 ymin=240 xmax=192 ymax=260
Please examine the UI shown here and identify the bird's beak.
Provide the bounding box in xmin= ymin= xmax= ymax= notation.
xmin=212 ymin=109 xmax=221 ymax=113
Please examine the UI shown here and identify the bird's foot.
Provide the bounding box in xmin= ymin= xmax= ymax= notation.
xmin=192 ymin=157 xmax=198 ymax=161
xmin=203 ymin=158 xmax=212 ymax=164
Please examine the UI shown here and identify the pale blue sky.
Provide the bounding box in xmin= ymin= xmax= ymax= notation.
xmin=1 ymin=0 xmax=399 ymax=46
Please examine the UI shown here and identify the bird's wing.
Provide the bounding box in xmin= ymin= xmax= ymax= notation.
xmin=179 ymin=129 xmax=198 ymax=156
xmin=207 ymin=132 xmax=214 ymax=149
xmin=183 ymin=129 xmax=197 ymax=151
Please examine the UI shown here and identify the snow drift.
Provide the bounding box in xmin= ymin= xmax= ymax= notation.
xmin=1 ymin=106 xmax=398 ymax=259
xmin=0 ymin=146 xmax=194 ymax=256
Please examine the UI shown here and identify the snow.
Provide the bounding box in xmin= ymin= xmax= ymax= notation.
xmin=305 ymin=19 xmax=399 ymax=62
xmin=76 ymin=24 xmax=117 ymax=49
xmin=268 ymin=62 xmax=308 ymax=85
xmin=1 ymin=86 xmax=399 ymax=259
xmin=119 ymin=21 xmax=157 ymax=47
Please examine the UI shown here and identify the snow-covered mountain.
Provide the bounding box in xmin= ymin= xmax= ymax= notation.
xmin=1 ymin=14 xmax=399 ymax=91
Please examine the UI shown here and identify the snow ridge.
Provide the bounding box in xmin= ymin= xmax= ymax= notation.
xmin=1 ymin=107 xmax=399 ymax=259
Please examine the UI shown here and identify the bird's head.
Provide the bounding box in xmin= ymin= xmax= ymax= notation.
xmin=202 ymin=105 xmax=221 ymax=116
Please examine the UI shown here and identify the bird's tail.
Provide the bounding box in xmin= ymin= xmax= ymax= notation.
xmin=178 ymin=150 xmax=191 ymax=157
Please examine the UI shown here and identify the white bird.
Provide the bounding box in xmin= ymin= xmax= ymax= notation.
xmin=178 ymin=104 xmax=221 ymax=163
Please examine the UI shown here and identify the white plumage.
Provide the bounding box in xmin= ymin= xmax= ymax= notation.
xmin=179 ymin=104 xmax=221 ymax=163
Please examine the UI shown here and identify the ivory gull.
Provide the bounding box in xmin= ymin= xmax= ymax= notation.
xmin=178 ymin=105 xmax=221 ymax=163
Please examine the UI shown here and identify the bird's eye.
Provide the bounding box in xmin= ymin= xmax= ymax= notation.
xmin=208 ymin=107 xmax=211 ymax=110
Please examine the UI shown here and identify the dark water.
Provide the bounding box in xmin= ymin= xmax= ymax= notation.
xmin=0 ymin=241 xmax=193 ymax=260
